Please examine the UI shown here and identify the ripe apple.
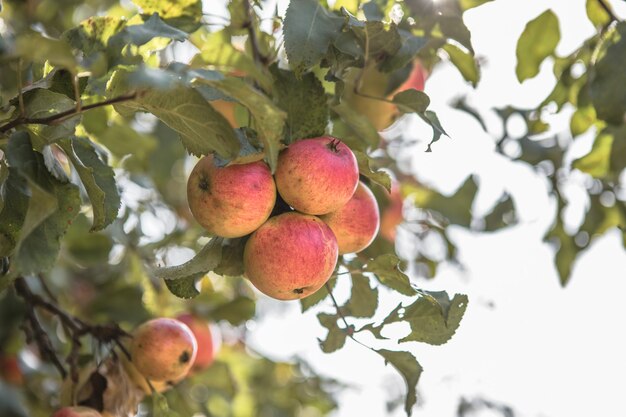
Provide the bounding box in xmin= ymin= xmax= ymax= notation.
xmin=274 ymin=137 xmax=359 ymax=215
xmin=243 ymin=212 xmax=338 ymax=300
xmin=130 ymin=318 xmax=197 ymax=382
xmin=187 ymin=155 xmax=276 ymax=238
xmin=320 ymin=182 xmax=380 ymax=254
xmin=119 ymin=351 xmax=174 ymax=395
xmin=0 ymin=355 xmax=23 ymax=385
xmin=379 ymin=182 xmax=403 ymax=242
xmin=343 ymin=59 xmax=428 ymax=131
xmin=176 ymin=314 xmax=214 ymax=370
xmin=51 ymin=407 xmax=102 ymax=417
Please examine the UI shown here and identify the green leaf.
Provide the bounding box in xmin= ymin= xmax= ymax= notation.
xmin=353 ymin=150 xmax=391 ymax=192
xmin=317 ymin=313 xmax=348 ymax=353
xmin=515 ymin=10 xmax=561 ymax=82
xmin=195 ymin=77 xmax=287 ymax=172
xmin=444 ymin=43 xmax=480 ymax=87
xmin=300 ymin=277 xmax=336 ymax=312
xmin=331 ymin=101 xmax=380 ymax=148
xmin=483 ymin=194 xmax=517 ymax=231
xmin=342 ymin=274 xmax=378 ymax=318
xmin=439 ymin=16 xmax=474 ymax=54
xmin=2 ymin=132 xmax=80 ymax=282
xmin=0 ymin=170 xmax=29 ymax=257
xmin=107 ymin=69 xmax=240 ymax=159
xmin=113 ymin=13 xmax=188 ymax=46
xmin=407 ymin=175 xmax=478 ymax=227
xmin=151 ymin=392 xmax=180 ymax=417
xmin=590 ymin=22 xmax=626 ymax=124
xmin=385 ymin=293 xmax=468 ymax=345
xmin=154 ymin=238 xmax=223 ymax=286
xmin=392 ymin=89 xmax=430 ymax=114
xmin=379 ymin=30 xmax=427 ymax=73
xmin=420 ymin=110 xmax=448 ymax=152
xmin=165 ymin=275 xmax=201 ymax=299
xmin=15 ymin=32 xmax=77 ymax=72
xmin=545 ymin=220 xmax=579 ymax=286
xmin=572 ymin=129 xmax=613 ymax=178
xmin=366 ymin=254 xmax=417 ymax=296
xmin=586 ymin=0 xmax=613 ymax=27
xmin=284 ymin=0 xmax=345 ymax=76
xmin=132 ymin=0 xmax=202 ymax=32
xmin=272 ymin=66 xmax=329 ymax=142
xmin=210 ymin=296 xmax=256 ymax=325
xmin=190 ymin=29 xmax=273 ymax=92
xmin=213 ymin=237 xmax=246 ymax=276
xmin=570 ymin=105 xmax=597 ymax=137
xmin=356 ymin=21 xmax=402 ymax=58
xmin=459 ymin=0 xmax=494 ymax=11
xmin=58 ymin=137 xmax=120 ymax=231
xmin=21 ymin=89 xmax=78 ymax=148
xmin=376 ymin=349 xmax=422 ymax=416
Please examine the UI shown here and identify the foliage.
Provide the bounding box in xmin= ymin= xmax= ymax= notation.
xmin=0 ymin=0 xmax=624 ymax=416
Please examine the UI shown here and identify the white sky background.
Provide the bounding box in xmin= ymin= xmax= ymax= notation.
xmin=239 ymin=1 xmax=626 ymax=416
xmin=191 ymin=1 xmax=626 ymax=416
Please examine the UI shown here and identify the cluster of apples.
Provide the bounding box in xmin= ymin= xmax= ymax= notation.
xmin=187 ymin=136 xmax=380 ymax=300
xmin=51 ymin=315 xmax=214 ymax=417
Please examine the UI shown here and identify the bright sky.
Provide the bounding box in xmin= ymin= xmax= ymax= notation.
xmin=241 ymin=1 xmax=626 ymax=416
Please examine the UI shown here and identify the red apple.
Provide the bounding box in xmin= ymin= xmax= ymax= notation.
xmin=320 ymin=182 xmax=380 ymax=254
xmin=187 ymin=155 xmax=276 ymax=238
xmin=274 ymin=137 xmax=359 ymax=215
xmin=51 ymin=407 xmax=102 ymax=417
xmin=244 ymin=212 xmax=338 ymax=300
xmin=398 ymin=60 xmax=427 ymax=93
xmin=0 ymin=355 xmax=23 ymax=385
xmin=379 ymin=182 xmax=404 ymax=242
xmin=130 ymin=318 xmax=197 ymax=382
xmin=176 ymin=314 xmax=214 ymax=370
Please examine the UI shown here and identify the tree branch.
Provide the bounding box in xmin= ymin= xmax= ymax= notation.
xmin=0 ymin=92 xmax=138 ymax=134
xmin=14 ymin=276 xmax=131 ymax=382
xmin=242 ymin=0 xmax=268 ymax=66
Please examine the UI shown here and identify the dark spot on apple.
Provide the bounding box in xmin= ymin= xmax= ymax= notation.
xmin=199 ymin=176 xmax=210 ymax=192
xmin=293 ymin=287 xmax=305 ymax=294
xmin=179 ymin=350 xmax=191 ymax=364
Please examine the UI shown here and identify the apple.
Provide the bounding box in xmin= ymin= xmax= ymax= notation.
xmin=243 ymin=212 xmax=338 ymax=300
xmin=320 ymin=182 xmax=380 ymax=254
xmin=274 ymin=137 xmax=359 ymax=215
xmin=176 ymin=314 xmax=214 ymax=370
xmin=0 ymin=355 xmax=23 ymax=385
xmin=119 ymin=351 xmax=175 ymax=395
xmin=342 ymin=59 xmax=428 ymax=131
xmin=187 ymin=155 xmax=276 ymax=238
xmin=379 ymin=182 xmax=403 ymax=242
xmin=210 ymin=99 xmax=238 ymax=128
xmin=51 ymin=407 xmax=102 ymax=417
xmin=130 ymin=318 xmax=197 ymax=382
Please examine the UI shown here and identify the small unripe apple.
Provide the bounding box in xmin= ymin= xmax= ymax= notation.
xmin=176 ymin=314 xmax=214 ymax=370
xmin=130 ymin=318 xmax=197 ymax=382
xmin=51 ymin=407 xmax=102 ymax=417
xmin=274 ymin=137 xmax=359 ymax=215
xmin=244 ymin=212 xmax=338 ymax=300
xmin=187 ymin=155 xmax=276 ymax=238
xmin=321 ymin=182 xmax=380 ymax=254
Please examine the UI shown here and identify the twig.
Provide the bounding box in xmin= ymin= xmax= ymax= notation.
xmin=13 ymin=277 xmax=131 ymax=382
xmin=242 ymin=0 xmax=268 ymax=66
xmin=0 ymin=92 xmax=138 ymax=134
xmin=14 ymin=278 xmax=68 ymax=378
xmin=16 ymin=59 xmax=25 ymax=117
xmin=72 ymin=74 xmax=82 ymax=113
xmin=325 ymin=282 xmax=351 ymax=329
